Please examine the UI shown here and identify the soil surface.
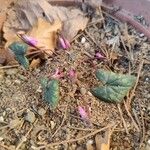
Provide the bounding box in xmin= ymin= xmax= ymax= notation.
xmin=0 ymin=1 xmax=150 ymax=150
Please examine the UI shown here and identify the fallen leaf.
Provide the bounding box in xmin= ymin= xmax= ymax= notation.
xmin=0 ymin=48 xmax=16 ymax=65
xmin=30 ymin=58 xmax=41 ymax=69
xmin=95 ymin=129 xmax=110 ymax=150
xmin=29 ymin=18 xmax=62 ymax=56
xmin=3 ymin=0 xmax=88 ymax=48
xmin=91 ymin=69 xmax=136 ymax=103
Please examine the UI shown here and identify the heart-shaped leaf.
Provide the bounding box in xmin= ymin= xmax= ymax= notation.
xmin=41 ymin=78 xmax=59 ymax=109
xmin=8 ymin=42 xmax=29 ymax=69
xmin=91 ymin=69 xmax=136 ymax=103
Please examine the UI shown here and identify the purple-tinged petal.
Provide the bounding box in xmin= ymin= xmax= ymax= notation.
xmin=68 ymin=69 xmax=76 ymax=78
xmin=95 ymin=52 xmax=105 ymax=59
xmin=59 ymin=37 xmax=67 ymax=49
xmin=51 ymin=68 xmax=64 ymax=79
xmin=22 ymin=35 xmax=38 ymax=47
xmin=64 ymin=39 xmax=71 ymax=49
xmin=78 ymin=106 xmax=89 ymax=120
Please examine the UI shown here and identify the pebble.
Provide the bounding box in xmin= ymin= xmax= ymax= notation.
xmin=145 ymin=139 xmax=150 ymax=150
xmin=36 ymin=86 xmax=42 ymax=93
xmin=14 ymin=79 xmax=21 ymax=85
xmin=139 ymin=33 xmax=145 ymax=38
xmin=38 ymin=108 xmax=46 ymax=116
xmin=25 ymin=110 xmax=36 ymax=123
xmin=81 ymin=37 xmax=86 ymax=44
xmin=50 ymin=121 xmax=56 ymax=130
xmin=80 ymin=87 xmax=87 ymax=95
xmin=0 ymin=137 xmax=4 ymax=141
xmin=6 ymin=68 xmax=18 ymax=75
xmin=0 ymin=116 xmax=4 ymax=122
xmin=5 ymin=79 xmax=12 ymax=86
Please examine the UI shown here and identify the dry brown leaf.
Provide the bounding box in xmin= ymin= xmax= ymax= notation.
xmin=30 ymin=58 xmax=41 ymax=69
xmin=28 ymin=18 xmax=62 ymax=56
xmin=3 ymin=0 xmax=88 ymax=48
xmin=0 ymin=48 xmax=16 ymax=65
xmin=95 ymin=129 xmax=110 ymax=150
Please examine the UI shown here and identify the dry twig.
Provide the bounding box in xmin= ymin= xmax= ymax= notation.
xmin=15 ymin=119 xmax=38 ymax=150
xmin=117 ymin=104 xmax=129 ymax=134
xmin=127 ymin=60 xmax=144 ymax=107
xmin=35 ymin=124 xmax=115 ymax=150
xmin=51 ymin=106 xmax=68 ymax=138
xmin=123 ymin=101 xmax=140 ymax=132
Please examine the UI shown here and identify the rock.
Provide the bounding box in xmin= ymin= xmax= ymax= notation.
xmin=81 ymin=37 xmax=86 ymax=44
xmin=5 ymin=68 xmax=18 ymax=75
xmin=36 ymin=86 xmax=42 ymax=93
xmin=14 ymin=79 xmax=21 ymax=85
xmin=25 ymin=110 xmax=36 ymax=123
xmin=0 ymin=137 xmax=4 ymax=141
xmin=38 ymin=108 xmax=46 ymax=116
xmin=145 ymin=139 xmax=150 ymax=150
xmin=80 ymin=87 xmax=87 ymax=95
xmin=0 ymin=116 xmax=4 ymax=122
xmin=5 ymin=78 xmax=12 ymax=86
xmin=50 ymin=121 xmax=56 ymax=130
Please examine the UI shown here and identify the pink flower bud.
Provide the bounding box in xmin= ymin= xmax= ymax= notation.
xmin=95 ymin=52 xmax=105 ymax=59
xmin=59 ymin=36 xmax=70 ymax=49
xmin=59 ymin=37 xmax=67 ymax=49
xmin=68 ymin=69 xmax=76 ymax=78
xmin=51 ymin=68 xmax=64 ymax=79
xmin=22 ymin=35 xmax=38 ymax=47
xmin=78 ymin=106 xmax=88 ymax=120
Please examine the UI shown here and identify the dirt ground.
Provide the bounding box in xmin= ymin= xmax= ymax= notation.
xmin=0 ymin=1 xmax=150 ymax=150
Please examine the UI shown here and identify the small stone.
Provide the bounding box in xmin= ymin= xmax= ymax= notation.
xmin=145 ymin=139 xmax=150 ymax=150
xmin=25 ymin=110 xmax=36 ymax=123
xmin=6 ymin=68 xmax=18 ymax=75
xmin=84 ymin=42 xmax=90 ymax=49
xmin=2 ymin=111 xmax=6 ymax=116
xmin=81 ymin=37 xmax=86 ymax=44
xmin=139 ymin=33 xmax=144 ymax=37
xmin=38 ymin=108 xmax=46 ymax=116
xmin=0 ymin=116 xmax=4 ymax=122
xmin=36 ymin=86 xmax=42 ymax=93
xmin=14 ymin=79 xmax=21 ymax=85
xmin=50 ymin=121 xmax=56 ymax=130
xmin=80 ymin=87 xmax=87 ymax=95
xmin=5 ymin=79 xmax=12 ymax=86
xmin=0 ymin=137 xmax=4 ymax=141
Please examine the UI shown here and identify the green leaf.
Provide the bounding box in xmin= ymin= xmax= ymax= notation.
xmin=91 ymin=69 xmax=136 ymax=103
xmin=8 ymin=42 xmax=29 ymax=69
xmin=40 ymin=78 xmax=59 ymax=109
